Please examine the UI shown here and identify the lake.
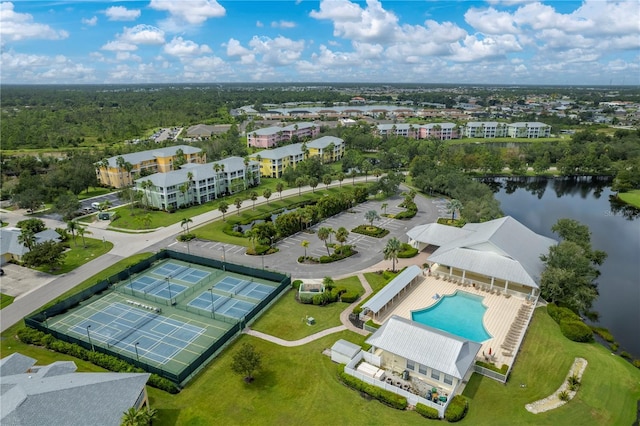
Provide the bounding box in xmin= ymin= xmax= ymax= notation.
xmin=489 ymin=177 xmax=640 ymax=358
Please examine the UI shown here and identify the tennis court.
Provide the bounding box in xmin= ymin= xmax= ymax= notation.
xmin=124 ymin=275 xmax=188 ymax=301
xmin=187 ymin=292 xmax=257 ymax=319
xmin=68 ymin=301 xmax=205 ymax=365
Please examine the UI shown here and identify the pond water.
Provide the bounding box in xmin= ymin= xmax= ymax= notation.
xmin=490 ymin=177 xmax=640 ymax=357
xmin=234 ymin=208 xmax=296 ymax=233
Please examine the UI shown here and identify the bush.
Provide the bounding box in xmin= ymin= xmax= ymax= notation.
xmin=591 ymin=326 xmax=615 ymax=343
xmin=547 ymin=304 xmax=581 ymax=324
xmin=246 ymin=244 xmax=272 ymax=255
xmin=444 ymin=395 xmax=468 ymax=422
xmin=415 ymin=403 xmax=440 ymax=419
xmin=352 ymin=306 xmax=363 ymax=315
xmin=632 ymin=359 xmax=640 ymax=369
xmin=299 ymin=294 xmax=314 ymax=304
xmin=475 ymin=361 xmax=508 ymax=375
xmin=338 ymin=372 xmax=408 ymax=410
xmin=397 ymin=243 xmax=418 ymax=258
xmin=351 ymin=225 xmax=389 ymax=238
xmin=620 ymin=351 xmax=631 ymax=359
xmin=558 ymin=390 xmax=570 ymax=401
xmin=394 ymin=207 xmax=417 ymax=220
xmin=559 ymin=319 xmax=594 ymax=342
xmin=291 ymin=280 xmax=303 ymax=289
xmin=610 ymin=342 xmax=619 ymax=352
xmin=177 ymin=233 xmax=196 ymax=242
xmin=365 ymin=319 xmax=380 ymax=329
xmin=341 ymin=292 xmax=360 ymax=303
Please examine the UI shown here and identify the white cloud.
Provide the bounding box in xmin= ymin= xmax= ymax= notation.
xmin=101 ymin=40 xmax=138 ymax=52
xmin=226 ymin=38 xmax=256 ymax=64
xmin=116 ymin=51 xmax=142 ymax=62
xmin=149 ymin=0 xmax=225 ymax=25
xmin=1 ymin=49 xmax=94 ymax=83
xmin=464 ymin=7 xmax=518 ymax=35
xmin=81 ymin=16 xmax=98 ymax=27
xmin=271 ymin=20 xmax=296 ymax=29
xmin=256 ymin=20 xmax=263 ymax=28
xmin=310 ymin=0 xmax=399 ymax=43
xmin=248 ymin=36 xmax=305 ymax=66
xmin=105 ymin=6 xmax=141 ymax=22
xmin=164 ymin=37 xmax=212 ymax=57
xmin=120 ymin=25 xmax=165 ymax=45
xmin=0 ymin=2 xmax=69 ymax=41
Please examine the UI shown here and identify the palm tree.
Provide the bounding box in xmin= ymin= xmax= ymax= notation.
xmin=361 ymin=159 xmax=372 ymax=182
xmin=381 ymin=203 xmax=388 ymax=215
xmin=213 ymin=163 xmax=221 ymax=198
xmin=141 ymin=213 xmax=152 ymax=229
xmin=250 ymin=191 xmax=258 ymax=210
xmin=349 ymin=169 xmax=357 ymax=184
xmin=186 ymin=171 xmax=194 ymax=205
xmin=373 ymin=168 xmax=383 ymax=181
xmin=99 ymin=200 xmax=112 ymax=211
xmin=17 ymin=229 xmax=36 ymax=251
xmin=181 ymin=217 xmax=193 ymax=234
xmin=301 ymin=239 xmax=309 ymax=259
xmin=276 ymin=182 xmax=284 ymax=200
xmin=262 ymin=188 xmax=272 ymax=205
xmin=121 ymin=407 xmax=143 ymax=426
xmin=116 ymin=156 xmax=126 ymax=186
xmin=234 ymin=198 xmax=243 ymax=215
xmin=218 ymin=201 xmax=229 ymax=220
xmin=245 ymin=229 xmax=257 ymax=250
xmin=317 ymin=227 xmax=331 ymax=256
xmin=446 ymin=199 xmax=463 ymax=221
xmin=323 ymin=276 xmax=335 ymax=291
xmin=179 ymin=183 xmax=189 ymax=208
xmin=295 ymin=177 xmax=306 ymax=196
xmin=243 ymin=157 xmax=250 ymax=189
xmin=76 ymin=226 xmax=91 ymax=248
xmin=323 ymin=174 xmax=332 ymax=190
xmin=66 ymin=221 xmax=78 ymax=247
xmin=365 ymin=209 xmax=380 ymax=227
xmin=384 ymin=237 xmax=402 ymax=272
xmin=308 ymin=177 xmax=319 ymax=193
xmin=337 ymin=172 xmax=345 ymax=187
xmin=335 ymin=227 xmax=349 ymax=246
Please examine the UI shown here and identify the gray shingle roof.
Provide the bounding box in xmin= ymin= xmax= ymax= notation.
xmin=253 ymin=143 xmax=304 ymax=159
xmin=307 ymin=136 xmax=343 ymax=149
xmin=1 ymin=354 xmax=150 ymax=426
xmin=363 ymin=265 xmax=421 ymax=314
xmin=0 ymin=228 xmax=61 ymax=257
xmin=366 ymin=316 xmax=481 ymax=379
xmin=427 ymin=216 xmax=557 ymax=288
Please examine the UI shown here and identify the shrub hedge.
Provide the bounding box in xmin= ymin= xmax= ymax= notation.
xmin=291 ymin=279 xmax=303 ymax=289
xmin=397 ymin=243 xmax=418 ymax=258
xmin=547 ymin=303 xmax=581 ymax=324
xmin=444 ymin=395 xmax=468 ymax=422
xmin=351 ymin=225 xmax=390 ymax=238
xmin=338 ymin=372 xmax=408 ymax=410
xmin=591 ymin=327 xmax=615 ymax=343
xmin=340 ymin=292 xmax=360 ymax=303
xmin=559 ymin=319 xmax=594 ymax=343
xmin=475 ymin=361 xmax=508 ymax=374
xmin=415 ymin=403 xmax=440 ymax=419
xmin=17 ymin=328 xmax=179 ymax=393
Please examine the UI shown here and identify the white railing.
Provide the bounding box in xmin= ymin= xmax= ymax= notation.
xmin=473 ymin=364 xmax=508 ymax=383
xmin=362 ymin=351 xmax=381 ymax=367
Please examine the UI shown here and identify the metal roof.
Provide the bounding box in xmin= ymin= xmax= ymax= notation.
xmin=105 ymin=145 xmax=201 ymax=167
xmin=407 ymin=223 xmax=472 ymax=247
xmin=363 ymin=265 xmax=421 ymax=314
xmin=135 ymin=157 xmax=253 ymax=188
xmin=307 ymin=136 xmax=343 ymax=149
xmin=331 ymin=339 xmax=361 ymax=358
xmin=366 ymin=316 xmax=481 ymax=379
xmin=427 ymin=216 xmax=557 ymax=288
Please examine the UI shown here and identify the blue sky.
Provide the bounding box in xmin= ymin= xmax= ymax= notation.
xmin=1 ymin=0 xmax=638 ymax=85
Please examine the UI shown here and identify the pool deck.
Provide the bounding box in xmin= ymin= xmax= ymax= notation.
xmin=374 ymin=274 xmax=533 ymax=369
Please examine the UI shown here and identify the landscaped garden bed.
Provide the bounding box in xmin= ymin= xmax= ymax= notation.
xmin=351 ymin=225 xmax=389 ymax=238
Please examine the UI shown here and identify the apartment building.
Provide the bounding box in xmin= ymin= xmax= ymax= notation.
xmin=250 ymin=136 xmax=345 ymax=178
xmin=246 ymin=122 xmax=320 ymax=148
xmin=133 ymin=157 xmax=260 ymax=211
xmin=506 ymin=122 xmax=551 ymax=138
xmin=463 ymin=122 xmax=508 ymax=138
xmin=376 ymin=123 xmax=460 ymax=140
xmin=96 ymin=145 xmax=205 ymax=189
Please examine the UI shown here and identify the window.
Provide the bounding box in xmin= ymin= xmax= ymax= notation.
xmin=419 ymin=364 xmax=427 ymax=375
xmin=444 ymin=375 xmax=453 ymax=385
xmin=406 ymin=360 xmax=415 ymax=371
xmin=431 ymin=369 xmax=440 ymax=381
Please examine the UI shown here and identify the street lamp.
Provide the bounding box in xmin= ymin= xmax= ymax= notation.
xmin=134 ymin=342 xmax=140 ymax=362
xmin=166 ymin=276 xmax=173 ymax=303
xmin=43 ymin=311 xmax=48 ymax=328
xmin=208 ymin=287 xmax=215 ymax=319
xmin=220 ymin=245 xmax=226 ymax=262
xmin=86 ymin=325 xmax=94 ymax=351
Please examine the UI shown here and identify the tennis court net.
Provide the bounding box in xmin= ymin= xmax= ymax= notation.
xmin=107 ymin=311 xmax=158 ymax=347
xmin=234 ymin=280 xmax=252 ymax=295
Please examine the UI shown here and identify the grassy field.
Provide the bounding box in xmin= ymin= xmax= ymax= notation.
xmin=1 ymin=293 xmax=15 ymax=309
xmin=461 ymin=307 xmax=640 ymax=425
xmin=34 ymin=237 xmax=114 ymax=275
xmin=617 ymin=189 xmax=640 ymax=209
xmin=77 ymin=187 xmax=114 ymax=200
xmin=250 ymin=275 xmax=363 ymax=340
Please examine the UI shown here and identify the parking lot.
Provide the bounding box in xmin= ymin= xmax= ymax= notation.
xmin=0 ymin=263 xmax=57 ymax=299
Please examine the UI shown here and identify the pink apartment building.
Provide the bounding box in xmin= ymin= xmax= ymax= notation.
xmin=247 ymin=122 xmax=319 ymax=148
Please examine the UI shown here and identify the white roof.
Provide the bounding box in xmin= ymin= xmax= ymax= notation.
xmin=427 ymin=216 xmax=557 ymax=288
xmin=331 ymin=339 xmax=361 ymax=358
xmin=507 ymin=122 xmax=550 ymax=128
xmin=104 ymin=145 xmax=201 ymax=168
xmin=407 ymin=223 xmax=472 ymax=247
xmin=366 ymin=316 xmax=481 ymax=379
xmin=307 ymin=136 xmax=343 ymax=149
xmin=363 ymin=265 xmax=421 ymax=314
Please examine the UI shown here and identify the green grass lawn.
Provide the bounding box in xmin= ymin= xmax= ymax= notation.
xmin=461 ymin=306 xmax=640 ymax=425
xmin=34 ymin=237 xmax=114 ymax=275
xmin=617 ymin=189 xmax=640 ymax=209
xmin=77 ymin=187 xmax=114 ymax=200
xmin=1 ymin=293 xmax=15 ymax=309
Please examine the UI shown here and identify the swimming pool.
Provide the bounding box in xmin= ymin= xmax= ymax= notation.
xmin=411 ymin=291 xmax=492 ymax=342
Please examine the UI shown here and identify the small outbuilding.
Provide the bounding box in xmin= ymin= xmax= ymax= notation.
xmin=331 ymin=339 xmax=361 ymax=364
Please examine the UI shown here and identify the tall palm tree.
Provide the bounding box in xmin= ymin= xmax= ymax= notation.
xmin=361 ymin=159 xmax=372 ymax=182
xmin=179 ymin=183 xmax=189 ymax=208
xmin=317 ymin=227 xmax=331 ymax=256
xmin=337 ymin=172 xmax=345 ymax=187
xmin=301 ymin=240 xmax=309 ymax=259
xmin=335 ymin=227 xmax=349 ymax=247
xmin=381 ymin=203 xmax=388 ymax=215
xmin=250 ymin=191 xmax=258 ymax=209
xmin=181 ymin=217 xmax=193 ymax=234
xmin=218 ymin=201 xmax=229 ymax=220
xmin=186 ymin=171 xmax=194 ymax=205
xmin=76 ymin=226 xmax=91 ymax=248
xmin=234 ymin=198 xmax=243 ymax=215
xmin=323 ymin=174 xmax=332 ymax=190
xmin=276 ymin=182 xmax=284 ymax=199
xmin=446 ymin=199 xmax=463 ymax=221
xmin=263 ymin=188 xmax=272 ymax=205
xmin=365 ymin=210 xmax=380 ymax=227
xmin=66 ymin=221 xmax=78 ymax=247
xmin=116 ymin=156 xmax=126 ymax=187
xmin=213 ymin=163 xmax=221 ymax=198
xmin=384 ymin=237 xmax=402 ymax=272
xmin=295 ymin=177 xmax=306 ymax=196
xmin=17 ymin=229 xmax=36 ymax=251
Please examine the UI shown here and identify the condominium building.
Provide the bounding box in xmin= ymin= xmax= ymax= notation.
xmin=246 ymin=122 xmax=320 ymax=148
xmin=463 ymin=122 xmax=508 ymax=138
xmin=506 ymin=122 xmax=551 ymax=138
xmin=96 ymin=145 xmax=205 ymax=189
xmin=133 ymin=157 xmax=260 ymax=211
xmin=376 ymin=123 xmax=460 ymax=140
xmin=250 ymin=136 xmax=345 ymax=178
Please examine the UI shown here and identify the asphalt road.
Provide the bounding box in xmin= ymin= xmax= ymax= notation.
xmin=0 ymin=179 xmax=447 ymax=333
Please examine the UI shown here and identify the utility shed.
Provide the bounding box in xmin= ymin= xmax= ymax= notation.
xmin=331 ymin=339 xmax=361 ymax=364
